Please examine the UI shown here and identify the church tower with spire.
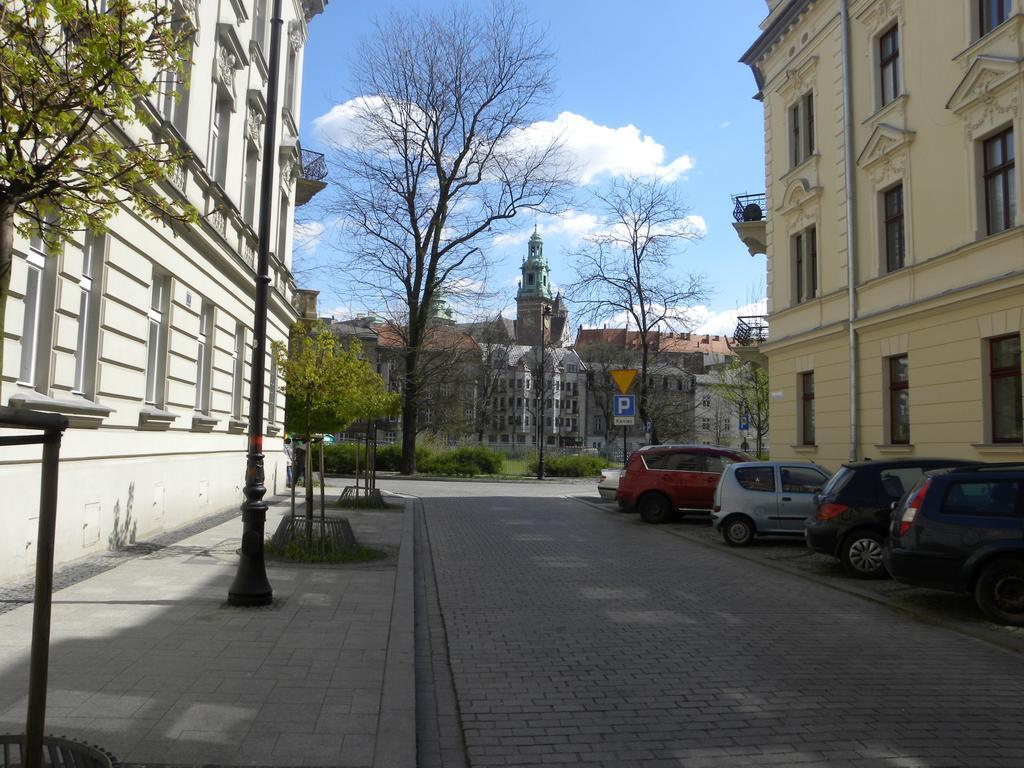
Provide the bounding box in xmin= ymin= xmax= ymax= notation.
xmin=515 ymin=226 xmax=567 ymax=347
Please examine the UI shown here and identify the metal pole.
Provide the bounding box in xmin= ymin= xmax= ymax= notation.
xmin=228 ymin=0 xmax=283 ymax=606
xmin=622 ymin=425 xmax=627 ymax=467
xmin=25 ymin=427 xmax=64 ymax=768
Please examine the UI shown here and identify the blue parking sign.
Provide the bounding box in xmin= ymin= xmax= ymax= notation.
xmin=614 ymin=395 xmax=635 ymax=416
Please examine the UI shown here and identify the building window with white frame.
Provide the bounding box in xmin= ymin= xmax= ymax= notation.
xmin=979 ymin=0 xmax=1010 ymax=37
xmin=800 ymin=372 xmax=815 ymax=446
xmin=888 ymin=355 xmax=910 ymax=445
xmin=789 ymin=91 xmax=814 ymax=167
xmin=793 ymin=225 xmax=817 ymax=303
xmin=232 ymin=323 xmax=245 ymax=420
xmin=72 ymin=231 xmax=104 ymax=397
xmin=983 ymin=128 xmax=1015 ymax=235
xmin=194 ymin=302 xmax=213 ymax=413
xmin=883 ymin=183 xmax=905 ymax=272
xmin=989 ymin=334 xmax=1022 ymax=443
xmin=159 ymin=30 xmax=191 ymax=135
xmin=243 ymin=147 xmax=259 ymax=226
xmin=879 ymin=24 xmax=900 ymax=107
xmin=145 ymin=274 xmax=169 ymax=406
xmin=210 ymin=97 xmax=231 ymax=187
xmin=267 ymin=355 xmax=278 ymax=428
xmin=19 ymin=220 xmax=58 ymax=391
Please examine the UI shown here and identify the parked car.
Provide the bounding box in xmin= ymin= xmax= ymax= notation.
xmin=804 ymin=458 xmax=978 ymax=578
xmin=597 ymin=468 xmax=622 ymax=500
xmin=711 ymin=461 xmax=831 ymax=546
xmin=884 ymin=464 xmax=1024 ymax=625
xmin=616 ymin=445 xmax=752 ymax=524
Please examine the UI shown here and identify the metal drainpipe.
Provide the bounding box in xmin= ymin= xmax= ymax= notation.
xmin=840 ymin=0 xmax=859 ymax=462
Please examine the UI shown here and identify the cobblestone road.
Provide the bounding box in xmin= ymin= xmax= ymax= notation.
xmin=421 ymin=491 xmax=1024 ymax=767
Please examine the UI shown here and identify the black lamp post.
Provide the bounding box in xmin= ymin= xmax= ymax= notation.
xmin=228 ymin=0 xmax=284 ymax=607
xmin=536 ymin=306 xmax=552 ymax=480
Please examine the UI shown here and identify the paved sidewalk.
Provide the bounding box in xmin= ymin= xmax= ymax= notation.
xmin=0 ymin=494 xmax=415 ymax=768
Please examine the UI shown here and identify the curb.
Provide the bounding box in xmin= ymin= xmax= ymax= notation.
xmin=571 ymin=495 xmax=1024 ymax=657
xmin=374 ymin=499 xmax=417 ymax=768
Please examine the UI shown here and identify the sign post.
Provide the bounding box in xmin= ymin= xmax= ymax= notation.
xmin=609 ymin=369 xmax=638 ymax=466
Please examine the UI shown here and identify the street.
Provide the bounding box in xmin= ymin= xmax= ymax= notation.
xmin=396 ymin=478 xmax=1024 ymax=768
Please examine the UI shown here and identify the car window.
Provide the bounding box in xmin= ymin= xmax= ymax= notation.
xmin=735 ymin=466 xmax=776 ymax=492
xmin=704 ymin=455 xmax=727 ymax=473
xmin=941 ymin=480 xmax=1021 ymax=517
xmin=781 ymin=466 xmax=828 ymax=493
xmin=642 ymin=453 xmax=670 ymax=470
xmin=821 ymin=466 xmax=853 ymax=496
xmin=665 ymin=452 xmax=702 ymax=471
xmin=878 ymin=468 xmax=926 ymax=500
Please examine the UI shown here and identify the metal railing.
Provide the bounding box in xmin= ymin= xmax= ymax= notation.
xmin=300 ymin=148 xmax=327 ymax=182
xmin=734 ymin=315 xmax=769 ymax=346
xmin=731 ymin=192 xmax=767 ymax=222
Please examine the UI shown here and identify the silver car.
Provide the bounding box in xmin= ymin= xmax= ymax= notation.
xmin=711 ymin=461 xmax=831 ymax=547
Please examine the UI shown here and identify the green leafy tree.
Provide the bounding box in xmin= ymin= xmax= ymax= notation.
xmin=0 ymin=0 xmax=196 ymax=372
xmin=274 ymin=324 xmax=399 ymax=512
xmin=712 ymin=358 xmax=769 ymax=457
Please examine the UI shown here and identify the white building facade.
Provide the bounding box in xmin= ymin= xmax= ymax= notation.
xmin=0 ymin=0 xmax=328 ymax=584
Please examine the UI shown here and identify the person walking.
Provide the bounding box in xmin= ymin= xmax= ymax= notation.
xmin=283 ymin=437 xmax=295 ymax=487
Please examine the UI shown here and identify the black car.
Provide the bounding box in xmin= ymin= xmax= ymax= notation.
xmin=884 ymin=464 xmax=1024 ymax=625
xmin=805 ymin=459 xmax=978 ymax=578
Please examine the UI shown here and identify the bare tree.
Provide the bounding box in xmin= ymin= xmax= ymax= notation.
xmin=326 ymin=1 xmax=569 ymax=473
xmin=568 ymin=176 xmax=707 ymax=444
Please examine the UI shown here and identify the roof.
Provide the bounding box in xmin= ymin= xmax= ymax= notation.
xmin=574 ymin=328 xmax=735 ymax=356
xmin=374 ymin=323 xmax=480 ymax=353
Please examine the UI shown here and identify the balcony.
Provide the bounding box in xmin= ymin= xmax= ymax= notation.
xmin=295 ymin=148 xmax=328 ymax=206
xmin=731 ymin=192 xmax=767 ymax=256
xmin=733 ymin=315 xmax=768 ymax=367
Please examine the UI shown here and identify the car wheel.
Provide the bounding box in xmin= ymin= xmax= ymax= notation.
xmin=841 ymin=532 xmax=886 ymax=579
xmin=974 ymin=558 xmax=1024 ymax=626
xmin=638 ymin=493 xmax=673 ymax=524
xmin=721 ymin=516 xmax=755 ymax=547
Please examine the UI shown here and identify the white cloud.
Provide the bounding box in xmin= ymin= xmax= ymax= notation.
xmin=691 ymin=299 xmax=767 ymax=336
xmin=492 ymin=209 xmax=603 ymax=249
xmin=293 ymin=220 xmax=325 ymax=252
xmin=514 ymin=111 xmax=695 ymax=185
xmin=312 ymin=95 xmax=392 ymax=148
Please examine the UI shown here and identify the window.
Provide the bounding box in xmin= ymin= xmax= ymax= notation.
xmin=145 ymin=274 xmax=169 ymax=405
xmin=942 ymin=480 xmax=1020 ymax=517
xmin=800 ymin=372 xmax=815 ymax=445
xmin=701 ymin=418 xmax=711 ymax=430
xmin=735 ymin=466 xmax=776 ymax=492
xmin=983 ymin=128 xmax=1015 ymax=235
xmin=243 ymin=148 xmax=259 ymax=226
xmin=210 ymin=97 xmax=231 ymax=186
xmin=277 ymin=195 xmax=290 ymax=260
xmin=879 ymin=25 xmax=900 ymax=107
xmin=793 ymin=225 xmax=818 ymax=303
xmin=883 ymin=184 xmax=905 ymax=272
xmin=232 ymin=323 xmax=245 ymax=419
xmin=19 ymin=221 xmax=57 ymax=390
xmin=789 ymin=91 xmax=814 ymax=167
xmin=158 ymin=25 xmax=190 ymax=133
xmin=73 ymin=232 xmax=104 ymax=397
xmin=194 ymin=303 xmax=213 ymax=413
xmin=267 ymin=355 xmax=278 ymax=428
xmin=701 ymin=394 xmax=711 ymax=408
xmin=887 ymin=355 xmax=910 ymax=444
xmin=781 ymin=466 xmax=828 ymax=493
xmin=979 ymin=0 xmax=1009 ymax=36
xmin=990 ymin=335 xmax=1022 ymax=443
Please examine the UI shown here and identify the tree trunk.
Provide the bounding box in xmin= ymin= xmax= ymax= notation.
xmin=0 ymin=203 xmax=16 ymax=381
xmin=400 ymin=347 xmax=419 ymax=474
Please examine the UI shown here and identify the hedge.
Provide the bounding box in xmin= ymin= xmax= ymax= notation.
xmin=527 ymin=454 xmax=607 ymax=477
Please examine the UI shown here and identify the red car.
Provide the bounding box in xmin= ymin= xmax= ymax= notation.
xmin=616 ymin=444 xmax=752 ymax=524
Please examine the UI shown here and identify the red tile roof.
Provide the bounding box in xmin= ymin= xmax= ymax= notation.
xmin=574 ymin=328 xmax=734 ymax=356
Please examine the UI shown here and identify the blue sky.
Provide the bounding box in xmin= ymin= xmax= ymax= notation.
xmin=296 ymin=0 xmax=769 ymax=335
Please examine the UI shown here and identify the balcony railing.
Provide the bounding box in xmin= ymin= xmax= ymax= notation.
xmin=300 ymin=148 xmax=328 ymax=181
xmin=731 ymin=192 xmax=767 ymax=222
xmin=734 ymin=315 xmax=769 ymax=346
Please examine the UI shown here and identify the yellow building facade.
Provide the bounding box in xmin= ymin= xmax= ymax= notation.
xmin=737 ymin=0 xmax=1024 ymax=469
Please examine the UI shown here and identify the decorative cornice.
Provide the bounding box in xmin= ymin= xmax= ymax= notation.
xmin=856 ymin=123 xmax=915 ymax=168
xmin=775 ymin=55 xmax=818 ymax=102
xmin=855 ymin=0 xmax=904 ymax=35
xmin=946 ymin=55 xmax=1023 ymax=113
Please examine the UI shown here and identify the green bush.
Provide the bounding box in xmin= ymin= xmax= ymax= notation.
xmin=527 ymin=454 xmax=608 ymax=477
xmin=418 ymin=445 xmax=504 ymax=476
xmin=321 ymin=443 xmax=359 ymax=474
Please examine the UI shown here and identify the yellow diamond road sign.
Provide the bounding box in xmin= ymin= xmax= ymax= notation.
xmin=610 ymin=369 xmax=638 ymax=395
